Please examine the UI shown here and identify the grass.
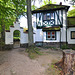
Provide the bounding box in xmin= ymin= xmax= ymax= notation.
xmin=61 ymin=44 xmax=68 ymax=49
xmin=43 ymin=46 xmax=57 ymax=49
xmin=26 ymin=46 xmax=43 ymax=59
xmin=46 ymin=60 xmax=61 ymax=75
xmin=46 ymin=64 xmax=61 ymax=75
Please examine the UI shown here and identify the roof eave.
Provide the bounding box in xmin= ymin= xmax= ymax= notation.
xmin=32 ymin=6 xmax=70 ymax=14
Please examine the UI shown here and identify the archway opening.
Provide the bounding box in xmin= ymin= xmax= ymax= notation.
xmin=13 ymin=30 xmax=20 ymax=48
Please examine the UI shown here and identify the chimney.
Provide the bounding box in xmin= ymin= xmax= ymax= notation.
xmin=60 ymin=2 xmax=62 ymax=5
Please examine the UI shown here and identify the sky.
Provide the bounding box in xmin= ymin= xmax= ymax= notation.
xmin=19 ymin=0 xmax=73 ymax=28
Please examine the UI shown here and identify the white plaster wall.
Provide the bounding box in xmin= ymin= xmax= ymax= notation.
xmin=20 ymin=33 xmax=28 ymax=44
xmin=67 ymin=27 xmax=75 ymax=44
xmin=61 ymin=10 xmax=66 ymax=42
xmin=35 ymin=29 xmax=43 ymax=42
xmin=43 ymin=31 xmax=60 ymax=42
xmin=5 ymin=21 xmax=29 ymax=44
xmin=32 ymin=14 xmax=36 ymax=33
xmin=5 ymin=32 xmax=13 ymax=44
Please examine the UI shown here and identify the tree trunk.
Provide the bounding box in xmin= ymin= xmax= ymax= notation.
xmin=27 ymin=0 xmax=34 ymax=46
xmin=62 ymin=50 xmax=75 ymax=75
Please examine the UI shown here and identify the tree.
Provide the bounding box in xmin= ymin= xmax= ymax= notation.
xmin=70 ymin=0 xmax=75 ymax=5
xmin=26 ymin=0 xmax=43 ymax=46
xmin=27 ymin=0 xmax=34 ymax=46
xmin=64 ymin=0 xmax=75 ymax=5
xmin=68 ymin=6 xmax=75 ymax=17
xmin=42 ymin=0 xmax=52 ymax=5
xmin=0 ymin=0 xmax=26 ymax=50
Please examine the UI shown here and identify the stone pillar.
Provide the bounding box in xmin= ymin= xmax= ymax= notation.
xmin=63 ymin=50 xmax=75 ymax=75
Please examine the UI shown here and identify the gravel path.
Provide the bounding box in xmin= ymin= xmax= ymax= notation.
xmin=0 ymin=48 xmax=62 ymax=75
xmin=0 ymin=48 xmax=45 ymax=75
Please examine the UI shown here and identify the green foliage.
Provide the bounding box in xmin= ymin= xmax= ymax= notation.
xmin=0 ymin=0 xmax=26 ymax=49
xmin=0 ymin=0 xmax=26 ymax=30
xmin=13 ymin=37 xmax=20 ymax=40
xmin=68 ymin=6 xmax=75 ymax=17
xmin=26 ymin=46 xmax=42 ymax=59
xmin=72 ymin=47 xmax=75 ymax=50
xmin=46 ymin=63 xmax=61 ymax=75
xmin=61 ymin=44 xmax=69 ymax=49
xmin=43 ymin=46 xmax=57 ymax=49
xmin=13 ymin=30 xmax=20 ymax=37
xmin=41 ymin=0 xmax=56 ymax=6
xmin=31 ymin=5 xmax=37 ymax=10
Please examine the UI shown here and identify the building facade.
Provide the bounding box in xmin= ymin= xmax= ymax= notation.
xmin=32 ymin=4 xmax=75 ymax=48
xmin=5 ymin=4 xmax=75 ymax=49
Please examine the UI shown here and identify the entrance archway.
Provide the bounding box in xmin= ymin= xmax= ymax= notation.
xmin=13 ymin=30 xmax=20 ymax=48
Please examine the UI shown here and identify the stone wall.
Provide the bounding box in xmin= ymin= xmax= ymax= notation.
xmin=20 ymin=44 xmax=28 ymax=48
xmin=35 ymin=42 xmax=67 ymax=48
xmin=4 ymin=44 xmax=13 ymax=50
xmin=68 ymin=44 xmax=75 ymax=49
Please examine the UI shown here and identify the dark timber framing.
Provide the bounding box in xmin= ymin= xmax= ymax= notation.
xmin=36 ymin=10 xmax=63 ymax=29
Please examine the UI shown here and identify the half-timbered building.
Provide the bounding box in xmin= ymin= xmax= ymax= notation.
xmin=32 ymin=4 xmax=70 ymax=47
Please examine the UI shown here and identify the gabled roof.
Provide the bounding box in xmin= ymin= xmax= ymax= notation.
xmin=67 ymin=17 xmax=75 ymax=27
xmin=32 ymin=4 xmax=70 ymax=14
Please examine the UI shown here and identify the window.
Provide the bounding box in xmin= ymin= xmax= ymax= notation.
xmin=47 ymin=13 xmax=50 ymax=20
xmin=71 ymin=31 xmax=75 ymax=39
xmin=51 ymin=13 xmax=54 ymax=19
xmin=46 ymin=31 xmax=56 ymax=40
xmin=43 ymin=13 xmax=54 ymax=20
xmin=43 ymin=13 xmax=46 ymax=20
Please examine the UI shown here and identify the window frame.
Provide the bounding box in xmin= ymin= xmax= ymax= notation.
xmin=46 ymin=31 xmax=56 ymax=40
xmin=71 ymin=31 xmax=75 ymax=39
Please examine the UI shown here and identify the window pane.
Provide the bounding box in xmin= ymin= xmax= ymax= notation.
xmin=71 ymin=31 xmax=75 ymax=39
xmin=43 ymin=14 xmax=46 ymax=20
xmin=47 ymin=32 xmax=50 ymax=35
xmin=52 ymin=36 xmax=55 ymax=38
xmin=47 ymin=13 xmax=50 ymax=20
xmin=52 ymin=32 xmax=55 ymax=35
xmin=48 ymin=36 xmax=50 ymax=38
xmin=46 ymin=31 xmax=56 ymax=40
xmin=51 ymin=13 xmax=54 ymax=19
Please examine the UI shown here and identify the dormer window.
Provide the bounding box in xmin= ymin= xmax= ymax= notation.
xmin=43 ymin=13 xmax=46 ymax=20
xmin=47 ymin=13 xmax=50 ymax=20
xmin=51 ymin=13 xmax=54 ymax=19
xmin=43 ymin=13 xmax=54 ymax=21
xmin=43 ymin=12 xmax=55 ymax=27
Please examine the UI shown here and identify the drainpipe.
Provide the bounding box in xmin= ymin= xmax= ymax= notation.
xmin=65 ymin=10 xmax=67 ymax=45
xmin=60 ymin=28 xmax=61 ymax=48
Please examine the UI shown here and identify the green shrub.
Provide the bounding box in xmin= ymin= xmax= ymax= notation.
xmin=72 ymin=47 xmax=75 ymax=50
xmin=43 ymin=46 xmax=57 ymax=49
xmin=61 ymin=44 xmax=69 ymax=49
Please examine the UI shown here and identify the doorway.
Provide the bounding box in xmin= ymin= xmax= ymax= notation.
xmin=13 ymin=30 xmax=20 ymax=48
